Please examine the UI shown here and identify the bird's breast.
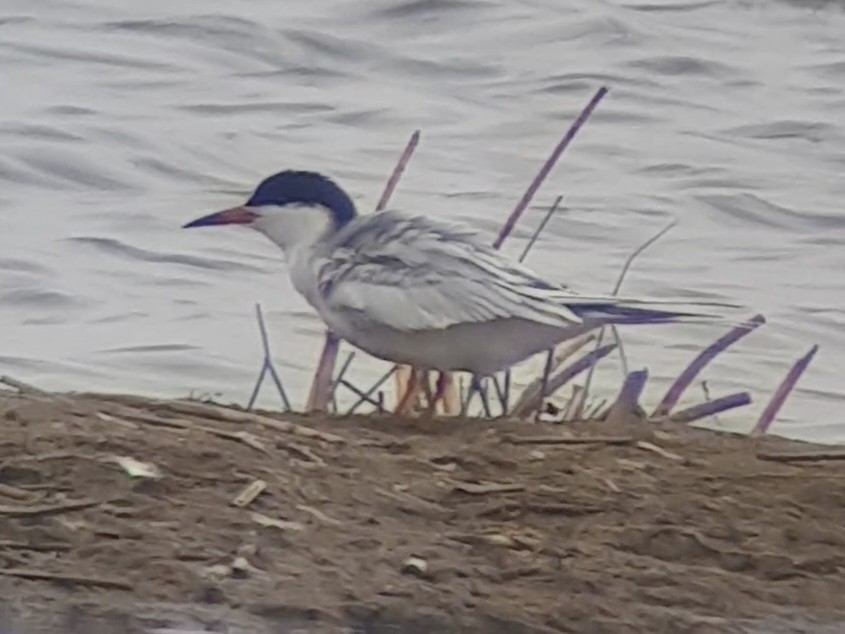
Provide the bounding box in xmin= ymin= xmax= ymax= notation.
xmin=286 ymin=249 xmax=323 ymax=307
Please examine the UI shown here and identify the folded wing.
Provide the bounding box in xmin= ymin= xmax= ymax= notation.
xmin=314 ymin=210 xmax=585 ymax=333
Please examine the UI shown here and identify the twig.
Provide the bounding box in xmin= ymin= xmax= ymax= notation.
xmin=232 ymin=479 xmax=267 ymax=508
xmin=113 ymin=411 xmax=187 ymax=431
xmin=198 ymin=427 xmax=269 ymax=454
xmin=517 ymin=195 xmax=565 ymax=263
xmin=114 ymin=409 xmax=242 ymax=445
xmin=605 ymin=369 xmax=649 ymax=425
xmin=340 ymin=378 xmax=386 ymax=413
xmin=136 ymin=400 xmax=346 ymax=444
xmin=116 ymin=405 xmax=339 ymax=448
xmin=328 ymin=351 xmax=356 ymax=413
xmin=636 ymin=440 xmax=684 ymax=462
xmin=4 ymin=450 xmax=85 ymax=463
xmin=297 ymin=504 xmax=342 ymax=526
xmin=510 ymin=333 xmax=595 ymax=417
xmin=374 ymin=487 xmax=451 ymax=518
xmin=0 ymin=375 xmax=48 ymax=395
xmin=496 ymin=92 xmax=604 ymax=419
xmin=564 ymin=384 xmax=588 ymax=422
xmin=534 ymin=350 xmax=555 ymax=422
xmin=244 ymin=417 xmax=342 ymax=444
xmin=95 ymin=411 xmax=139 ymax=430
xmin=252 ymin=512 xmax=305 ymax=532
xmin=581 ymin=219 xmax=677 ymax=415
xmin=346 ymin=365 xmax=398 ymax=415
xmin=451 ymin=482 xmax=526 ymax=495
xmin=278 ymin=439 xmax=326 ymax=465
xmin=751 ymin=344 xmax=819 ymax=436
xmin=246 ymin=303 xmax=292 ymax=412
xmin=376 ymin=130 xmax=421 ymax=211
xmin=477 ymin=501 xmax=604 ymax=518
xmin=609 ymin=324 xmax=628 ymax=377
xmin=561 ymin=385 xmax=584 ymax=421
xmin=653 ymin=314 xmax=766 ymax=417
xmin=543 ymin=343 xmax=617 ymax=404
xmin=0 ymin=540 xmax=71 ymax=552
xmin=757 ymin=449 xmax=845 ymax=463
xmin=493 ymin=87 xmax=608 ymax=249
xmin=613 ymin=220 xmax=678 ymax=297
xmin=665 ymin=391 xmax=752 ymax=424
xmin=586 ymin=398 xmax=608 ymax=420
xmin=0 ymin=483 xmax=31 ymax=500
xmin=0 ymin=568 xmax=133 ymax=590
xmin=505 ymin=435 xmax=633 ymax=446
xmin=0 ymin=498 xmax=105 ymax=518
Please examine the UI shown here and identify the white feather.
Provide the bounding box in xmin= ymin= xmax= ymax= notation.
xmin=253 ymin=207 xmax=741 ymax=374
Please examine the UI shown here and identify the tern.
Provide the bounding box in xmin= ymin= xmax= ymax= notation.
xmin=184 ymin=170 xmax=737 ymax=412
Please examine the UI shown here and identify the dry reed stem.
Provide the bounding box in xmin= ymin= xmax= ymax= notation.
xmin=451 ymin=482 xmax=526 ymax=495
xmin=605 ymin=369 xmax=649 ymax=425
xmin=636 ymin=440 xmax=684 ymax=462
xmin=756 ymin=448 xmax=845 ymax=462
xmin=0 ymin=569 xmax=133 ymax=591
xmin=665 ymin=391 xmax=751 ymax=425
xmin=579 ymin=219 xmax=677 ymax=418
xmin=0 ymin=375 xmax=47 ymax=395
xmin=509 ymin=333 xmax=595 ymax=417
xmin=247 ymin=303 xmax=292 ymax=412
xmin=232 ymin=480 xmax=267 ymax=508
xmin=0 ymin=498 xmax=106 ymax=518
xmin=493 ymin=87 xmax=608 ymax=250
xmin=505 ymin=435 xmax=633 ymax=446
xmin=653 ymin=314 xmax=766 ymax=417
xmin=162 ymin=399 xmax=345 ymax=444
xmin=751 ymin=344 xmax=819 ymax=436
xmin=297 ymin=504 xmax=342 ymax=526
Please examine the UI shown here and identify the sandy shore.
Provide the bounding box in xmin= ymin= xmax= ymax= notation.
xmin=0 ymin=386 xmax=844 ymax=633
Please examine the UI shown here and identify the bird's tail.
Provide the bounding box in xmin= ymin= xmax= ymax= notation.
xmin=566 ymin=296 xmax=749 ymax=328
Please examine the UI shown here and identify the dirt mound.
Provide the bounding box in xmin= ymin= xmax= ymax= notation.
xmin=0 ymin=387 xmax=844 ymax=633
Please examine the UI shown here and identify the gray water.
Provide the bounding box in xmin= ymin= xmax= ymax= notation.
xmin=1 ymin=0 xmax=844 ymax=442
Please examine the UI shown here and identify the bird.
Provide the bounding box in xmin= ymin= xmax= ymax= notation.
xmin=183 ymin=170 xmax=739 ymax=414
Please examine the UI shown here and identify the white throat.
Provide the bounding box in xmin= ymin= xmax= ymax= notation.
xmin=251 ymin=203 xmax=334 ymax=255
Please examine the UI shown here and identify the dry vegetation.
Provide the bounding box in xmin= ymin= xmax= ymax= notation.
xmin=1 ymin=386 xmax=844 ymax=633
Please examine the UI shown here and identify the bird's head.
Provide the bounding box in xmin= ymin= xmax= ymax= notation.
xmin=183 ymin=170 xmax=357 ymax=252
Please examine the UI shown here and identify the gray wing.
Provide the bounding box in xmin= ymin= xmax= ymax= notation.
xmin=313 ymin=209 xmax=584 ymax=332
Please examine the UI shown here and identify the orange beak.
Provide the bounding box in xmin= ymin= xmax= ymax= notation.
xmin=183 ymin=206 xmax=259 ymax=228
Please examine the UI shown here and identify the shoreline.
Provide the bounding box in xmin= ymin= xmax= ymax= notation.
xmin=1 ymin=386 xmax=844 ymax=633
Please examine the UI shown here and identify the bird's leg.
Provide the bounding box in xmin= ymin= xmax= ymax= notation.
xmin=434 ymin=371 xmax=449 ymax=409
xmin=422 ymin=371 xmax=450 ymax=418
xmin=394 ymin=367 xmax=421 ymax=416
xmin=441 ymin=372 xmax=460 ymax=415
xmin=421 ymin=372 xmax=435 ymax=413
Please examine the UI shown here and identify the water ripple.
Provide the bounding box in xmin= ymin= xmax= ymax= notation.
xmin=1 ymin=288 xmax=89 ymax=311
xmin=64 ymin=237 xmax=267 ymax=273
xmin=723 ymin=120 xmax=837 ymax=142
xmin=374 ymin=0 xmax=483 ymax=18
